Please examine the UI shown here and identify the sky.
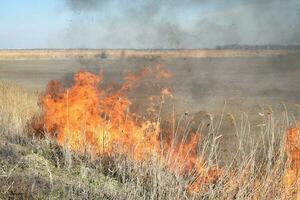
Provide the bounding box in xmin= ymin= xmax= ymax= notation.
xmin=0 ymin=0 xmax=299 ymax=49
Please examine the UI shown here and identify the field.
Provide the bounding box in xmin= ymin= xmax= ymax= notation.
xmin=0 ymin=49 xmax=297 ymax=60
xmin=0 ymin=50 xmax=300 ymax=199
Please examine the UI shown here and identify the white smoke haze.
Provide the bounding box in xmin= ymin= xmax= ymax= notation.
xmin=60 ymin=0 xmax=300 ymax=49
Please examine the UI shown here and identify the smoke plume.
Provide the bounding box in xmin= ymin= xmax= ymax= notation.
xmin=62 ymin=0 xmax=300 ymax=48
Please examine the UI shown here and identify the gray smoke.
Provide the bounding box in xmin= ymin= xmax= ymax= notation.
xmin=62 ymin=0 xmax=300 ymax=48
xmin=65 ymin=0 xmax=108 ymax=12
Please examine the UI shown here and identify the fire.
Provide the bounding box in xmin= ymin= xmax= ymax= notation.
xmin=41 ymin=70 xmax=160 ymax=159
xmin=155 ymin=65 xmax=172 ymax=79
xmin=164 ymin=134 xmax=220 ymax=192
xmin=161 ymin=88 xmax=173 ymax=97
xmin=284 ymin=123 xmax=300 ymax=199
xmin=36 ymin=68 xmax=219 ymax=192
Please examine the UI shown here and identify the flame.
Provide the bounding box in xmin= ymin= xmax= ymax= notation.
xmin=37 ymin=69 xmax=219 ymax=192
xmin=163 ymin=134 xmax=220 ymax=192
xmin=155 ymin=65 xmax=172 ymax=79
xmin=161 ymin=88 xmax=173 ymax=98
xmin=284 ymin=123 xmax=300 ymax=199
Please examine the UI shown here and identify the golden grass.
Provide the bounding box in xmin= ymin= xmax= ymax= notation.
xmin=0 ymin=81 xmax=40 ymax=135
xmin=0 ymin=49 xmax=297 ymax=60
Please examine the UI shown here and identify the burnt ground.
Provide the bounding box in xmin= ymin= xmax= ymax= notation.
xmin=1 ymin=55 xmax=300 ymax=163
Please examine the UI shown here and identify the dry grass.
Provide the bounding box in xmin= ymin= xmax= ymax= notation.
xmin=0 ymin=49 xmax=297 ymax=60
xmin=0 ymin=81 xmax=40 ymax=135
xmin=0 ymin=81 xmax=299 ymax=199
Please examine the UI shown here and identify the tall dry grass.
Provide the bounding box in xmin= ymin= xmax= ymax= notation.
xmin=0 ymin=81 xmax=299 ymax=199
xmin=0 ymin=81 xmax=40 ymax=135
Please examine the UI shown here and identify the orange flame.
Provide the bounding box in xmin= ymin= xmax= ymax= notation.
xmin=164 ymin=134 xmax=220 ymax=192
xmin=37 ymin=69 xmax=219 ymax=192
xmin=284 ymin=123 xmax=300 ymax=199
xmin=161 ymin=88 xmax=173 ymax=98
xmin=156 ymin=65 xmax=172 ymax=79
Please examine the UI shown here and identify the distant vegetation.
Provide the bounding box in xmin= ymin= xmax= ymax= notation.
xmin=216 ymin=44 xmax=300 ymax=50
xmin=1 ymin=48 xmax=299 ymax=60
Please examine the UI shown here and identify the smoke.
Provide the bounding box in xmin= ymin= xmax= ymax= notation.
xmin=64 ymin=0 xmax=108 ymax=12
xmin=61 ymin=0 xmax=300 ymax=48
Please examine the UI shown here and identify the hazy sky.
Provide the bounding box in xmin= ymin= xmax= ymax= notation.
xmin=0 ymin=0 xmax=299 ymax=49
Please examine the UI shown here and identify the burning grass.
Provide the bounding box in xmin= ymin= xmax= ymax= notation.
xmin=0 ymin=71 xmax=299 ymax=199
